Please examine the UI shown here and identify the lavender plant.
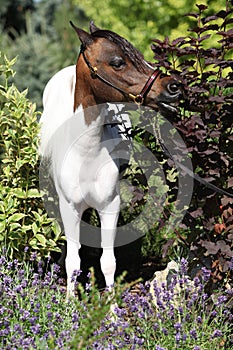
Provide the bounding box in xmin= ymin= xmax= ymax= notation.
xmin=0 ymin=251 xmax=232 ymax=349
xmin=0 ymin=249 xmax=118 ymax=349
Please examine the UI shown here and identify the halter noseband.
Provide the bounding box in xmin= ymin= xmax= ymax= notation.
xmin=80 ymin=46 xmax=161 ymax=105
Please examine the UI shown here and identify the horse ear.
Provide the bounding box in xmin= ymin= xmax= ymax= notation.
xmin=89 ymin=21 xmax=100 ymax=33
xmin=70 ymin=21 xmax=93 ymax=47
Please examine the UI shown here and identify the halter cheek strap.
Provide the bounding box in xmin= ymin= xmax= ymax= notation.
xmin=80 ymin=46 xmax=161 ymax=105
xmin=129 ymin=69 xmax=161 ymax=104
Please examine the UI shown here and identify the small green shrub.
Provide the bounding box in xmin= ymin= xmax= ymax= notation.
xmin=0 ymin=53 xmax=63 ymax=260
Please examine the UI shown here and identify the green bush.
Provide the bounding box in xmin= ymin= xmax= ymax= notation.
xmin=0 ymin=52 xmax=63 ymax=260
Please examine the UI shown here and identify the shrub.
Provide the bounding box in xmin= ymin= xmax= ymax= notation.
xmin=149 ymin=2 xmax=233 ymax=285
xmin=0 ymin=53 xmax=63 ymax=260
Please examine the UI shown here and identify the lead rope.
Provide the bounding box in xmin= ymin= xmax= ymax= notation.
xmin=151 ymin=114 xmax=233 ymax=198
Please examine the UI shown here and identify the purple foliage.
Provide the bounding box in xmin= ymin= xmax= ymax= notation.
xmin=150 ymin=2 xmax=233 ymax=286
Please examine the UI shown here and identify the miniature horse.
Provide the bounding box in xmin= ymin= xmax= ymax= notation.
xmin=40 ymin=22 xmax=181 ymax=296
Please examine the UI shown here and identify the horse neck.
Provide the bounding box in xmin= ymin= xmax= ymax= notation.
xmin=72 ymin=57 xmax=111 ymax=151
xmin=74 ymin=57 xmax=100 ymax=120
xmin=70 ymin=104 xmax=109 ymax=160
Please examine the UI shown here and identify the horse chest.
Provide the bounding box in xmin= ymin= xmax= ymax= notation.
xmin=58 ymin=144 xmax=119 ymax=208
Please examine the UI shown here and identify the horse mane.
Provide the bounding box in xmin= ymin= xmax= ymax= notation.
xmin=91 ymin=30 xmax=148 ymax=73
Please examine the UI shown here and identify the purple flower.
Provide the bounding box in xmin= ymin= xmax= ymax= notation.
xmin=14 ymin=284 xmax=22 ymax=293
xmin=3 ymin=276 xmax=12 ymax=286
xmin=31 ymin=273 xmax=39 ymax=287
xmin=29 ymin=316 xmax=37 ymax=325
xmin=71 ymin=269 xmax=81 ymax=282
xmin=193 ymin=276 xmax=201 ymax=288
xmin=210 ymin=310 xmax=217 ymax=317
xmin=212 ymin=329 xmax=222 ymax=338
xmin=51 ymin=295 xmax=58 ymax=304
xmin=201 ymin=293 xmax=208 ymax=302
xmin=201 ymin=267 xmax=211 ymax=281
xmin=7 ymin=261 xmax=13 ymax=270
xmin=72 ymin=311 xmax=79 ymax=323
xmin=31 ymin=324 xmax=40 ymax=334
xmin=174 ymin=322 xmax=182 ymax=331
xmin=191 ymin=292 xmax=198 ymax=303
xmin=21 ymin=310 xmax=30 ymax=321
xmin=53 ymin=263 xmax=60 ymax=273
xmin=13 ymin=259 xmax=19 ymax=268
xmin=30 ymin=251 xmax=37 ymax=261
xmin=13 ymin=324 xmax=22 ymax=333
xmin=0 ymin=328 xmax=10 ymax=336
xmin=189 ymin=328 xmax=197 ymax=340
xmin=115 ymin=306 xmax=127 ymax=318
xmin=175 ymin=331 xmax=182 ymax=344
xmin=178 ymin=306 xmax=183 ymax=315
xmin=55 ymin=312 xmax=63 ymax=322
xmin=180 ymin=257 xmax=188 ymax=274
xmin=85 ymin=282 xmax=92 ymax=291
xmin=216 ymin=295 xmax=227 ymax=306
xmin=21 ymin=279 xmax=28 ymax=289
xmin=43 ymin=271 xmax=53 ymax=286
xmin=155 ymin=346 xmax=166 ymax=350
xmin=47 ymin=312 xmax=53 ymax=319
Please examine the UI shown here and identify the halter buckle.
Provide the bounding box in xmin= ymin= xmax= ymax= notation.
xmin=128 ymin=93 xmax=144 ymax=105
xmin=90 ymin=66 xmax=98 ymax=77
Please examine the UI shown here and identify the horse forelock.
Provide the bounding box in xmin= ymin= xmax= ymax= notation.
xmin=91 ymin=30 xmax=148 ymax=73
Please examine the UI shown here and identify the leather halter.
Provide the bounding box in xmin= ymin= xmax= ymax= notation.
xmin=80 ymin=45 xmax=161 ymax=105
xmin=79 ymin=47 xmax=233 ymax=198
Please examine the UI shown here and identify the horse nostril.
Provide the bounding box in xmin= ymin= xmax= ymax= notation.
xmin=167 ymin=83 xmax=180 ymax=95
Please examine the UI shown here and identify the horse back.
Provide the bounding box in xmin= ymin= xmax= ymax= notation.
xmin=39 ymin=65 xmax=76 ymax=156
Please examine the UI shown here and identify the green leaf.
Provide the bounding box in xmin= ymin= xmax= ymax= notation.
xmin=14 ymin=188 xmax=26 ymax=199
xmin=35 ymin=233 xmax=46 ymax=246
xmin=166 ymin=168 xmax=178 ymax=183
xmin=21 ymin=224 xmax=32 ymax=231
xmin=27 ymin=189 xmax=42 ymax=198
xmin=8 ymin=213 xmax=25 ymax=223
xmin=52 ymin=221 xmax=62 ymax=239
xmin=48 ymin=238 xmax=56 ymax=247
xmin=29 ymin=237 xmax=37 ymax=246
xmin=148 ymin=174 xmax=165 ymax=188
xmin=32 ymin=222 xmax=39 ymax=234
xmin=0 ymin=221 xmax=6 ymax=233
xmin=10 ymin=223 xmax=21 ymax=231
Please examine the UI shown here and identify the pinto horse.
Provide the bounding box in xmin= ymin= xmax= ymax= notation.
xmin=40 ymin=22 xmax=181 ymax=296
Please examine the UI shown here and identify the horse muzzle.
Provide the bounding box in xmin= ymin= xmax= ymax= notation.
xmin=155 ymin=79 xmax=183 ymax=116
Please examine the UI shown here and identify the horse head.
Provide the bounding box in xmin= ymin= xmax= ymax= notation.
xmin=71 ymin=22 xmax=181 ymax=118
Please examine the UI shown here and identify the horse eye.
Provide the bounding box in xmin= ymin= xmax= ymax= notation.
xmin=109 ymin=57 xmax=125 ymax=69
xmin=167 ymin=83 xmax=180 ymax=95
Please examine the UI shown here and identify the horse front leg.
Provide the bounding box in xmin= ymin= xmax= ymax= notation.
xmin=59 ymin=194 xmax=84 ymax=297
xmin=99 ymin=195 xmax=120 ymax=289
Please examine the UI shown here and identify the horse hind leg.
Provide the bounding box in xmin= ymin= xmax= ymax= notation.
xmin=59 ymin=194 xmax=84 ymax=297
